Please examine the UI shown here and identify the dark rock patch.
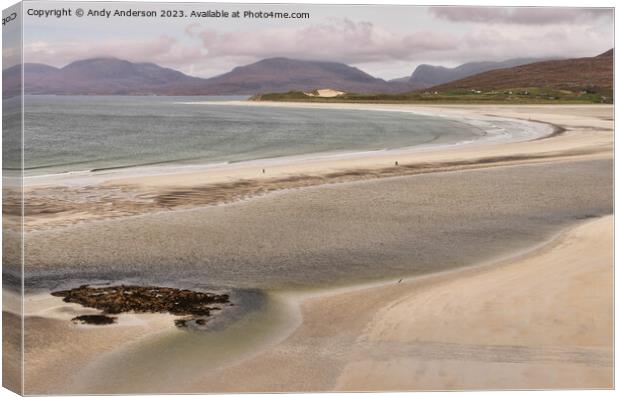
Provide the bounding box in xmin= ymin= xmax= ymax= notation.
xmin=72 ymin=314 xmax=117 ymax=325
xmin=174 ymin=316 xmax=211 ymax=330
xmin=52 ymin=285 xmax=230 ymax=329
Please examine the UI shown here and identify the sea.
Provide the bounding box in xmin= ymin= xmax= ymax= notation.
xmin=14 ymin=95 xmax=487 ymax=177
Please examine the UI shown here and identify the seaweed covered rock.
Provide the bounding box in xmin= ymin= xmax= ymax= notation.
xmin=52 ymin=285 xmax=230 ymax=328
xmin=72 ymin=314 xmax=117 ymax=325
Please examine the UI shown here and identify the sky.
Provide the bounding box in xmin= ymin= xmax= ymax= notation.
xmin=13 ymin=1 xmax=615 ymax=79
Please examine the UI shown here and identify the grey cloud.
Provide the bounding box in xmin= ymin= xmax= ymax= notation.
xmin=429 ymin=7 xmax=612 ymax=25
xmin=21 ymin=14 xmax=613 ymax=80
xmin=23 ymin=36 xmax=205 ymax=71
xmin=196 ymin=19 xmax=459 ymax=64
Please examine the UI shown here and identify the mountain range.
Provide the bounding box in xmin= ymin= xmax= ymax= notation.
xmin=3 ymin=57 xmax=420 ymax=97
xmin=2 ymin=51 xmax=613 ymax=97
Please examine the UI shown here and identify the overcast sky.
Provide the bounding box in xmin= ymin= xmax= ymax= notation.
xmin=17 ymin=2 xmax=614 ymax=79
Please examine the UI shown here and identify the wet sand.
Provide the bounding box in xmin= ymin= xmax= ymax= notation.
xmin=21 ymin=158 xmax=612 ymax=292
xmin=15 ymin=215 xmax=613 ymax=393
xmin=190 ymin=216 xmax=613 ymax=392
xmin=5 ymin=104 xmax=613 ymax=393
xmin=335 ymin=217 xmax=613 ymax=391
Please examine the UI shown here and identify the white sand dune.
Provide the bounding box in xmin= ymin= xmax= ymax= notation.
xmin=303 ymin=89 xmax=346 ymax=97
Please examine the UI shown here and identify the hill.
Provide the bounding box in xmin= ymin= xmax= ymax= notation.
xmin=428 ymin=50 xmax=613 ymax=94
xmin=3 ymin=63 xmax=62 ymax=97
xmin=409 ymin=58 xmax=553 ymax=87
xmin=255 ymin=50 xmax=613 ymax=104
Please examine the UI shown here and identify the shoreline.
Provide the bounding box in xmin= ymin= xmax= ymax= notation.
xmin=22 ymin=101 xmax=553 ymax=187
xmin=11 ymin=103 xmax=612 ymax=232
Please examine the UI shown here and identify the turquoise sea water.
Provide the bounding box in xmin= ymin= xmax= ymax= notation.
xmin=17 ymin=95 xmax=485 ymax=176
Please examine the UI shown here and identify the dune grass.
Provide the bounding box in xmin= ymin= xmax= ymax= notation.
xmin=253 ymin=87 xmax=612 ymax=104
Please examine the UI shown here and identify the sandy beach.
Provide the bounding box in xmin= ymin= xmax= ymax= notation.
xmin=15 ymin=215 xmax=613 ymax=393
xmin=4 ymin=103 xmax=613 ymax=393
xmin=190 ymin=215 xmax=613 ymax=392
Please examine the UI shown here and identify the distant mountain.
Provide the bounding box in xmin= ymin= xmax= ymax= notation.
xmin=389 ymin=76 xmax=411 ymax=83
xmin=428 ymin=50 xmax=613 ymax=93
xmin=3 ymin=57 xmax=418 ymax=97
xmin=409 ymin=58 xmax=555 ymax=87
xmin=3 ymin=63 xmax=61 ymax=97
xmin=197 ymin=57 xmax=418 ymax=94
xmin=58 ymin=58 xmax=194 ymax=83
xmin=2 ymin=58 xmax=205 ymax=96
xmin=23 ymin=63 xmax=60 ymax=76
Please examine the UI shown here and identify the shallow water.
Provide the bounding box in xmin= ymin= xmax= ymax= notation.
xmin=18 ymin=95 xmax=485 ymax=176
xmin=60 ymin=291 xmax=300 ymax=394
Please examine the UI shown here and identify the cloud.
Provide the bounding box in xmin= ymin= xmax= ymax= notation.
xmin=21 ymin=13 xmax=613 ymax=80
xmin=357 ymin=22 xmax=612 ymax=78
xmin=191 ymin=16 xmax=612 ymax=77
xmin=428 ymin=7 xmax=612 ymax=25
xmin=24 ymin=19 xmax=462 ymax=76
xmin=3 ymin=46 xmax=21 ymax=69
xmin=184 ymin=23 xmax=202 ymax=38
xmin=195 ymin=19 xmax=459 ymax=64
xmin=24 ymin=36 xmax=205 ymax=71
xmin=453 ymin=24 xmax=609 ymax=60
